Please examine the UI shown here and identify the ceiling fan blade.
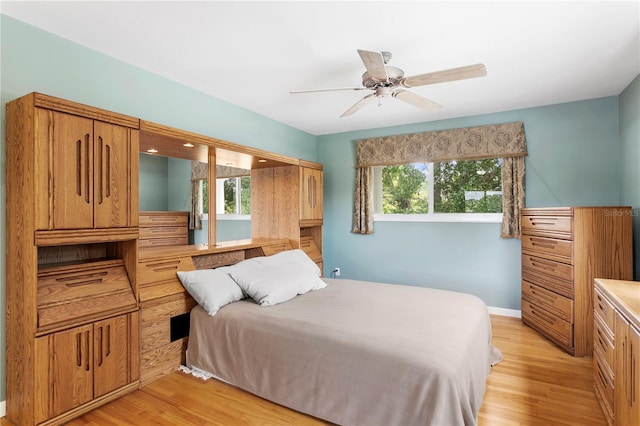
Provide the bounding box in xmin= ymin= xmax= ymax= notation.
xmin=290 ymin=87 xmax=366 ymax=94
xmin=357 ymin=50 xmax=389 ymax=82
xmin=340 ymin=93 xmax=377 ymax=118
xmin=392 ymin=89 xmax=443 ymax=111
xmin=402 ymin=63 xmax=487 ymax=88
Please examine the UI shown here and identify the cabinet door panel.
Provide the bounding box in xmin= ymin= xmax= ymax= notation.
xmin=615 ymin=314 xmax=640 ymax=426
xmin=300 ymin=167 xmax=323 ymax=221
xmin=93 ymin=315 xmax=131 ymax=397
xmin=94 ymin=121 xmax=131 ymax=228
xmin=48 ymin=111 xmax=95 ymax=229
xmin=49 ymin=324 xmax=94 ymax=418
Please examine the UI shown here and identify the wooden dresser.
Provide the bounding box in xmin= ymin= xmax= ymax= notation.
xmin=593 ymin=279 xmax=640 ymax=426
xmin=521 ymin=207 xmax=633 ymax=356
xmin=139 ymin=211 xmax=189 ymax=247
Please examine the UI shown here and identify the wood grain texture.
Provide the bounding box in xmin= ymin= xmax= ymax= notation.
xmin=521 ymin=207 xmax=633 ymax=357
xmin=5 ymin=93 xmax=141 ymax=426
xmin=1 ymin=316 xmax=606 ymax=426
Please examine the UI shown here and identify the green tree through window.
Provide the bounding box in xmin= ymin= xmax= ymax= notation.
xmin=433 ymin=158 xmax=502 ymax=213
xmin=381 ymin=164 xmax=428 ymax=213
xmin=377 ymin=158 xmax=502 ymax=215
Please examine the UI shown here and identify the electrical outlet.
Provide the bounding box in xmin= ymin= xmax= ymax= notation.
xmin=334 ymin=267 xmax=341 ymax=277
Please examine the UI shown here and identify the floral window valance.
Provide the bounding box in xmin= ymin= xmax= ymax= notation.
xmin=352 ymin=122 xmax=527 ymax=238
xmin=355 ymin=121 xmax=527 ymax=167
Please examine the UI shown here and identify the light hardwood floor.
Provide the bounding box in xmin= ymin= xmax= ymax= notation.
xmin=2 ymin=315 xmax=606 ymax=426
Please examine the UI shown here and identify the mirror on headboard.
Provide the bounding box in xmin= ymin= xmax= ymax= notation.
xmin=138 ymin=121 xmax=297 ymax=247
xmin=139 ymin=134 xmax=215 ymax=246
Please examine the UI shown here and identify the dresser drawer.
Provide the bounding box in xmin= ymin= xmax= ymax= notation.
xmin=522 ymin=299 xmax=572 ymax=349
xmin=522 ymin=281 xmax=572 ymax=321
xmin=139 ymin=257 xmax=194 ymax=286
xmin=139 ymin=237 xmax=189 ymax=248
xmin=594 ymin=288 xmax=616 ymax=332
xmin=521 ymin=254 xmax=573 ymax=282
xmin=521 ymin=215 xmax=572 ymax=237
xmin=140 ymin=211 xmax=189 ymax=226
xmin=140 ymin=226 xmax=188 ymax=240
xmin=522 ymin=269 xmax=573 ymax=299
xmin=594 ymin=315 xmax=615 ymax=370
xmin=521 ymin=235 xmax=573 ymax=262
xmin=593 ymin=350 xmax=614 ymax=419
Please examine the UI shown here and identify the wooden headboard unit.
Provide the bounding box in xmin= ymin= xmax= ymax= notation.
xmin=138 ymin=238 xmax=293 ymax=386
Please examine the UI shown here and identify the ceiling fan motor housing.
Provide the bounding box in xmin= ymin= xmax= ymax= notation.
xmin=361 ymin=65 xmax=405 ymax=88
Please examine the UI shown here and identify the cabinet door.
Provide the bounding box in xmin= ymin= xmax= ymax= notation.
xmin=93 ymin=121 xmax=133 ymax=228
xmin=93 ymin=315 xmax=133 ymax=397
xmin=38 ymin=324 xmax=94 ymax=419
xmin=615 ymin=314 xmax=640 ymax=426
xmin=38 ymin=110 xmax=95 ymax=229
xmin=300 ymin=167 xmax=323 ymax=221
xmin=630 ymin=325 xmax=640 ymax=426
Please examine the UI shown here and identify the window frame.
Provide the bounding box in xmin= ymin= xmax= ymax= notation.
xmin=373 ymin=160 xmax=504 ymax=224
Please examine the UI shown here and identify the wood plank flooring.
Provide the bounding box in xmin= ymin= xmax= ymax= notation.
xmin=2 ymin=315 xmax=606 ymax=425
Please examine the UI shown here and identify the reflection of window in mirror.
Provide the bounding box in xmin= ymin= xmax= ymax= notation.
xmin=218 ymin=177 xmax=251 ymax=214
xmin=214 ymin=173 xmax=251 ymax=243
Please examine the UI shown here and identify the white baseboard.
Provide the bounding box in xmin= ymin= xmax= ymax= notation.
xmin=1 ymin=400 xmax=5 ymax=418
xmin=488 ymin=306 xmax=521 ymax=318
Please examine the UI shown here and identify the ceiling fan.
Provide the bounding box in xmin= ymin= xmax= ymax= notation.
xmin=290 ymin=50 xmax=487 ymax=117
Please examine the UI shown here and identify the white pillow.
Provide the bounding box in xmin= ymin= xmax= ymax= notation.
xmin=176 ymin=269 xmax=244 ymax=316
xmin=251 ymin=249 xmax=321 ymax=276
xmin=230 ymin=262 xmax=327 ymax=307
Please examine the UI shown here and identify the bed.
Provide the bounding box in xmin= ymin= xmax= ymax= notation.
xmin=179 ymin=251 xmax=502 ymax=426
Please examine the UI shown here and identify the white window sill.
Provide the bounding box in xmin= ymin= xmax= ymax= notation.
xmin=373 ymin=213 xmax=503 ymax=223
xmin=215 ymin=214 xmax=251 ymax=221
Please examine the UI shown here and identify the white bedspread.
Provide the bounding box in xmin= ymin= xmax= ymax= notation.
xmin=186 ymin=278 xmax=501 ymax=426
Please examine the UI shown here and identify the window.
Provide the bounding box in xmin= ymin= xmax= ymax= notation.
xmin=216 ymin=176 xmax=251 ymax=215
xmin=374 ymin=158 xmax=502 ymax=221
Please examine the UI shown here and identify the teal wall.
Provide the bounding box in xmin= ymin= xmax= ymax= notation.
xmin=317 ymin=96 xmax=624 ymax=310
xmin=1 ymin=13 xmax=638 ymax=406
xmin=620 ymin=74 xmax=640 ymax=278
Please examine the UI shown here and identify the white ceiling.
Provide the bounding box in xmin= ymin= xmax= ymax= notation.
xmin=2 ymin=1 xmax=639 ymax=136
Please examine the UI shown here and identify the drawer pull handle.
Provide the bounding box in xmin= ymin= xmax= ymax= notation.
xmin=598 ymin=337 xmax=607 ymax=351
xmin=597 ymin=362 xmax=610 ymax=388
xmin=529 ymin=219 xmax=558 ymax=226
xmin=530 ymin=307 xmax=555 ymax=325
xmin=596 ymin=328 xmax=608 ymax=344
xmin=529 ymin=287 xmax=556 ymax=304
xmin=530 ymin=261 xmax=557 ymax=272
xmin=530 ymin=238 xmax=557 ymax=250
xmin=598 ymin=303 xmax=607 ymax=315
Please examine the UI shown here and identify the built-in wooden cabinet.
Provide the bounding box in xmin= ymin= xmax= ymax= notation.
xmin=137 ymin=240 xmax=293 ymax=386
xmin=521 ymin=207 xmax=633 ymax=356
xmin=6 ymin=91 xmax=325 ymax=424
xmin=252 ymin=161 xmax=324 ymax=272
xmin=34 ymin=312 xmax=139 ymax=423
xmin=594 ymin=279 xmax=640 ymax=426
xmin=300 ymin=165 xmax=323 ymax=222
xmin=6 ymin=93 xmax=140 ymax=426
xmin=34 ymin=102 xmax=139 ymax=230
